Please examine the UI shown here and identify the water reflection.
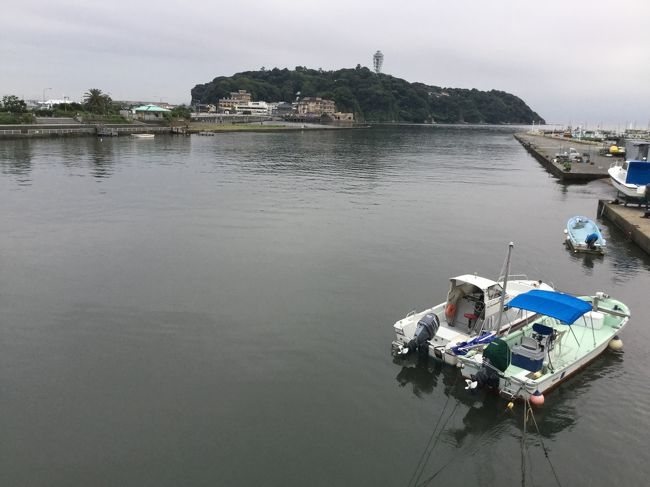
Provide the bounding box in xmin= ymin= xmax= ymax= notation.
xmin=0 ymin=139 xmax=33 ymax=185
xmin=566 ymin=249 xmax=604 ymax=271
xmin=89 ymin=138 xmax=115 ymax=179
xmin=391 ymin=352 xmax=631 ymax=441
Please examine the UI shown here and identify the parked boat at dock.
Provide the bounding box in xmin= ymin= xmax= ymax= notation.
xmin=459 ymin=289 xmax=629 ymax=403
xmin=608 ymin=140 xmax=650 ymax=203
xmin=391 ymin=243 xmax=553 ymax=366
xmin=131 ymin=133 xmax=155 ymax=139
xmin=564 ymin=216 xmax=606 ymax=255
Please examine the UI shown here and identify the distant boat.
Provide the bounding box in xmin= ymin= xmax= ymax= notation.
xmin=131 ymin=133 xmax=155 ymax=139
xmin=460 ymin=289 xmax=629 ymax=403
xmin=608 ymin=140 xmax=650 ymax=203
xmin=564 ymin=216 xmax=606 ymax=255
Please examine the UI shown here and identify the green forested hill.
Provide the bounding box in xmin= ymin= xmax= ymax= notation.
xmin=191 ymin=66 xmax=545 ymax=124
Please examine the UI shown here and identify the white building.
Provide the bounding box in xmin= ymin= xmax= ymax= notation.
xmin=233 ymin=101 xmax=269 ymax=116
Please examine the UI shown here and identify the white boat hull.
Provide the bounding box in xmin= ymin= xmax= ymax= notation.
xmin=392 ymin=277 xmax=552 ymax=366
xmin=608 ymin=164 xmax=647 ymax=199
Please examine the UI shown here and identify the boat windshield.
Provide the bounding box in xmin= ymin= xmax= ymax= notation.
xmin=486 ymin=284 xmax=503 ymax=300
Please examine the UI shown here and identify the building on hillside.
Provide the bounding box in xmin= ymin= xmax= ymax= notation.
xmin=233 ymin=101 xmax=269 ymax=116
xmin=133 ymin=104 xmax=171 ymax=121
xmin=331 ymin=112 xmax=354 ymax=122
xmin=196 ymin=103 xmax=217 ymax=113
xmin=218 ymin=90 xmax=252 ymax=112
xmin=272 ymin=102 xmax=295 ymax=116
xmin=296 ymin=97 xmax=336 ymax=116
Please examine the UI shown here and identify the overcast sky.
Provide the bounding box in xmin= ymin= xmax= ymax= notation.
xmin=2 ymin=0 xmax=648 ymax=127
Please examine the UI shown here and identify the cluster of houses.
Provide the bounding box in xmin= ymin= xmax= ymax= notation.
xmin=194 ymin=90 xmax=354 ymax=122
xmin=29 ymin=89 xmax=356 ymax=124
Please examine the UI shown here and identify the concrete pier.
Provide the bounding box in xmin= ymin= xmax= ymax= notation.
xmin=515 ymin=132 xmax=614 ymax=181
xmin=598 ymin=200 xmax=650 ymax=255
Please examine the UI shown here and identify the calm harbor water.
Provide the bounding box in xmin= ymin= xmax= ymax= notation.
xmin=1 ymin=127 xmax=649 ymax=486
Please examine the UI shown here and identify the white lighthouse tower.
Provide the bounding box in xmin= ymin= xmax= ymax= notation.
xmin=373 ymin=50 xmax=384 ymax=74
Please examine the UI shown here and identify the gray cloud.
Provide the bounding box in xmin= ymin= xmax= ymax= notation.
xmin=2 ymin=0 xmax=648 ymax=126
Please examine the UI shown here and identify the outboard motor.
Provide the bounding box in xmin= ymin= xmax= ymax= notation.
xmin=399 ymin=313 xmax=440 ymax=356
xmin=585 ymin=232 xmax=599 ymax=250
xmin=469 ymin=362 xmax=502 ymax=390
xmin=465 ymin=338 xmax=510 ymax=391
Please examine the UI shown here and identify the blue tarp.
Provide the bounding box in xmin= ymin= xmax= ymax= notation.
xmin=507 ymin=289 xmax=592 ymax=324
xmin=626 ymin=161 xmax=650 ymax=186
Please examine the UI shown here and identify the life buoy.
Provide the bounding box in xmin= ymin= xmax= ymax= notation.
xmin=445 ymin=302 xmax=456 ymax=320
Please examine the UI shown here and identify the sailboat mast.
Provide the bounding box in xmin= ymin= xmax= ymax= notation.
xmin=496 ymin=242 xmax=514 ymax=329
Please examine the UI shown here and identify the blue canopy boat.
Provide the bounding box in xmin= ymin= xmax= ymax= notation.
xmin=459 ymin=289 xmax=629 ymax=403
xmin=564 ymin=216 xmax=606 ymax=255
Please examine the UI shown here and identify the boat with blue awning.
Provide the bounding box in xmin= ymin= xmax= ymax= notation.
xmin=459 ymin=289 xmax=630 ymax=403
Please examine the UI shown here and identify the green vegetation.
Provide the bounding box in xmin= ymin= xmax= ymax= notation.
xmin=83 ymin=88 xmax=114 ymax=115
xmin=191 ymin=66 xmax=545 ymax=124
xmin=0 ymin=95 xmax=34 ymax=124
xmin=165 ymin=105 xmax=192 ymax=121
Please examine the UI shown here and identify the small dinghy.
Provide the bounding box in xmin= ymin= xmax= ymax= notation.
xmin=564 ymin=216 xmax=606 ymax=255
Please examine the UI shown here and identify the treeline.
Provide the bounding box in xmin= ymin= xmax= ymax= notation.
xmin=191 ymin=66 xmax=545 ymax=124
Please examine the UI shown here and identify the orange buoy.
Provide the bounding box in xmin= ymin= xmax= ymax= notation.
xmin=529 ymin=391 xmax=545 ymax=406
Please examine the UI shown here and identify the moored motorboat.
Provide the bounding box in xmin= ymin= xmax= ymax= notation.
xmin=564 ymin=216 xmax=606 ymax=255
xmin=608 ymin=140 xmax=650 ymax=204
xmin=131 ymin=133 xmax=155 ymax=139
xmin=391 ymin=243 xmax=553 ymax=366
xmin=459 ymin=289 xmax=630 ymax=403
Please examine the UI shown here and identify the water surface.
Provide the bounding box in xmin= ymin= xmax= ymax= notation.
xmin=1 ymin=127 xmax=649 ymax=486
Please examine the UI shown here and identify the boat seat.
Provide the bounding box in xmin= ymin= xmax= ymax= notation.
xmin=463 ymin=313 xmax=478 ymax=328
xmin=519 ymin=336 xmax=540 ymax=351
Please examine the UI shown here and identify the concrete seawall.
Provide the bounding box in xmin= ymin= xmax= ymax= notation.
xmin=598 ymin=200 xmax=650 ymax=255
xmin=515 ymin=133 xmax=612 ymax=182
xmin=0 ymin=124 xmax=172 ymax=139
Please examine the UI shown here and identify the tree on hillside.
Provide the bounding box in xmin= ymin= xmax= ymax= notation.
xmin=83 ymin=88 xmax=113 ymax=114
xmin=1 ymin=95 xmax=27 ymax=113
xmin=190 ymin=68 xmax=546 ymax=124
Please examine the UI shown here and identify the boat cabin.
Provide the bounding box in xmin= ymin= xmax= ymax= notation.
xmin=625 ymin=140 xmax=649 ymax=162
xmin=444 ymin=275 xmax=504 ymax=333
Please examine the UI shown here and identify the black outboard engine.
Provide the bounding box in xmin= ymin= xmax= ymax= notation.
xmin=466 ymin=338 xmax=510 ymax=391
xmin=470 ymin=360 xmax=502 ymax=389
xmin=401 ymin=313 xmax=440 ymax=355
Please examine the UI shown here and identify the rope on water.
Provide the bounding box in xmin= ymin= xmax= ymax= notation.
xmin=412 ymin=399 xmax=462 ymax=487
xmin=527 ymin=401 xmax=564 ymax=487
xmin=407 ymin=375 xmax=459 ymax=487
xmin=521 ymin=401 xmax=528 ymax=487
xmin=414 ymin=405 xmax=506 ymax=487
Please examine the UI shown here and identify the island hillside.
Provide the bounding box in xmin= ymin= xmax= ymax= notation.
xmin=191 ymin=66 xmax=545 ymax=124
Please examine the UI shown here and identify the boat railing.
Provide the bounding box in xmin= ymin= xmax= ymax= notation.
xmin=609 ymin=160 xmax=624 ymax=169
xmin=497 ymin=273 xmax=529 ymax=282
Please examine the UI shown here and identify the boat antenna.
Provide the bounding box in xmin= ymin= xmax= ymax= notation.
xmin=496 ymin=242 xmax=514 ymax=329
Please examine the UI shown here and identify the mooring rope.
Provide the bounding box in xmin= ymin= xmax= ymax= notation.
xmin=527 ymin=401 xmax=564 ymax=487
xmin=414 ymin=404 xmax=508 ymax=487
xmin=407 ymin=374 xmax=459 ymax=487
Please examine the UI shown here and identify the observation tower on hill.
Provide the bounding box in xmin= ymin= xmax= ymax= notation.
xmin=373 ymin=50 xmax=384 ymax=74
